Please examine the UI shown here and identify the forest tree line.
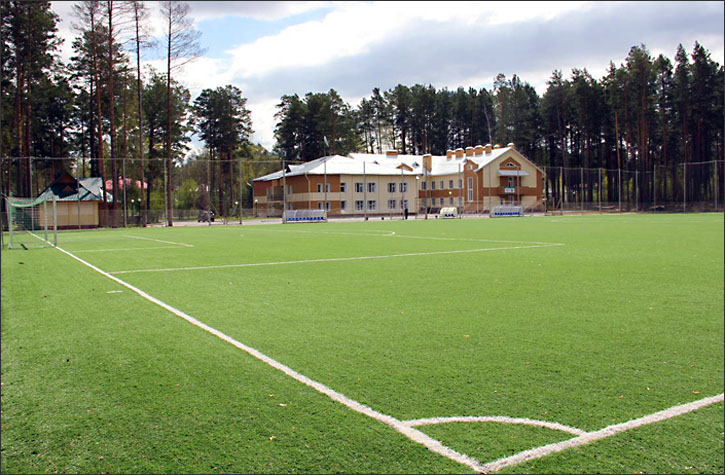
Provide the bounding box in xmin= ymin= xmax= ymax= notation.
xmin=2 ymin=1 xmax=723 ymax=222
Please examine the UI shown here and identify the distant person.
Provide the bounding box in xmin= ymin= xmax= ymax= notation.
xmin=404 ymin=206 xmax=409 ymax=220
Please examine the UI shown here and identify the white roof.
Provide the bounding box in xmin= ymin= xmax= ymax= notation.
xmin=253 ymin=146 xmax=540 ymax=182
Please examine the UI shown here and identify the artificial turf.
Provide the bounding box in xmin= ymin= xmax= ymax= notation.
xmin=2 ymin=213 xmax=723 ymax=473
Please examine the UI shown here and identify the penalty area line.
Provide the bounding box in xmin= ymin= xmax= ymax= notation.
xmin=50 ymin=243 xmax=488 ymax=474
xmin=110 ymin=243 xmax=565 ymax=275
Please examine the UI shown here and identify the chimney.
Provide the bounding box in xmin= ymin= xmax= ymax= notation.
xmin=465 ymin=146 xmax=474 ymax=157
xmin=493 ymin=144 xmax=501 ymax=149
xmin=446 ymin=150 xmax=454 ymax=160
xmin=506 ymin=142 xmax=515 ymax=149
xmin=422 ymin=153 xmax=432 ymax=172
xmin=474 ymin=145 xmax=484 ymax=155
xmin=386 ymin=150 xmax=398 ymax=158
xmin=484 ymin=143 xmax=492 ymax=154
xmin=455 ymin=148 xmax=464 ymax=158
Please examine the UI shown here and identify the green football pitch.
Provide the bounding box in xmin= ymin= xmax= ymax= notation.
xmin=2 ymin=213 xmax=723 ymax=474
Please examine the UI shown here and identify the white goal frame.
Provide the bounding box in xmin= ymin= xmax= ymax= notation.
xmin=5 ymin=195 xmax=58 ymax=249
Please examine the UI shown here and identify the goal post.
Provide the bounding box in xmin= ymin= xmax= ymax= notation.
xmin=5 ymin=195 xmax=58 ymax=249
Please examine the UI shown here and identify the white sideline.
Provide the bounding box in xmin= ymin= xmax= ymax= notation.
xmin=479 ymin=393 xmax=725 ymax=473
xmin=40 ymin=236 xmax=724 ymax=474
xmin=110 ymin=243 xmax=564 ymax=275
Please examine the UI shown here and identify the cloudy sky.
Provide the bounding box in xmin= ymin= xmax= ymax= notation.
xmin=51 ymin=1 xmax=724 ymax=152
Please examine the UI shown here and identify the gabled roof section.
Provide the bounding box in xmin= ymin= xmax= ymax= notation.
xmin=36 ymin=172 xmax=112 ymax=202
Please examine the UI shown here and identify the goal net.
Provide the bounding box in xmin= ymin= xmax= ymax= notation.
xmin=283 ymin=209 xmax=327 ymax=223
xmin=4 ymin=195 xmax=58 ymax=249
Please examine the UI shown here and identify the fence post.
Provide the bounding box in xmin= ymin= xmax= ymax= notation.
xmin=580 ymin=167 xmax=584 ymax=211
xmin=618 ymin=167 xmax=622 ymax=213
xmin=122 ymin=156 xmax=127 ymax=227
xmin=598 ymin=167 xmax=602 ymax=213
xmin=560 ymin=166 xmax=564 ymax=212
xmin=653 ymin=164 xmax=656 ymax=211
xmin=683 ymin=162 xmax=686 ymax=213
xmin=635 ymin=169 xmax=638 ymax=212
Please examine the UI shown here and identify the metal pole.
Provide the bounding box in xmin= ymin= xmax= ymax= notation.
xmin=618 ymin=167 xmax=621 ymax=213
xmin=52 ymin=196 xmax=57 ymax=247
xmin=635 ymin=169 xmax=638 ymax=212
xmin=239 ymin=155 xmax=246 ymax=224
xmin=122 ymin=156 xmax=127 ymax=227
xmin=363 ymin=161 xmax=367 ymax=220
xmin=683 ymin=162 xmax=686 ymax=213
xmin=598 ymin=167 xmax=602 ymax=213
xmin=580 ymin=167 xmax=583 ymax=211
xmin=713 ymin=161 xmax=718 ymax=211
xmin=282 ymin=160 xmax=287 ymax=222
xmin=560 ymin=166 xmax=564 ymax=213
xmin=163 ymin=156 xmax=168 ymax=226
xmin=324 ymin=158 xmax=328 ymax=215
xmin=653 ymin=164 xmax=656 ymax=211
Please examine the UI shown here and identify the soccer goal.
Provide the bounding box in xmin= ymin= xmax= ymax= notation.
xmin=4 ymin=195 xmax=58 ymax=249
xmin=283 ymin=209 xmax=327 ymax=223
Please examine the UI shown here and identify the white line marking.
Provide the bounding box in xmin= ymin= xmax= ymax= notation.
xmin=245 ymin=227 xmax=558 ymax=245
xmin=106 ymin=290 xmax=123 ymax=294
xmin=109 ymin=243 xmax=565 ymax=275
xmin=123 ymin=235 xmax=194 ymax=247
xmin=49 ymin=243 xmax=488 ymax=474
xmin=404 ymin=416 xmax=586 ymax=436
xmin=35 ymin=233 xmax=724 ymax=474
xmin=72 ymin=246 xmax=183 ymax=253
xmin=479 ymin=393 xmax=725 ymax=473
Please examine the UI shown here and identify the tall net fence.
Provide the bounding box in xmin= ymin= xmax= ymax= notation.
xmin=1 ymin=156 xmax=722 ymax=231
xmin=542 ymin=161 xmax=724 ymax=214
xmin=1 ymin=156 xmax=282 ymax=229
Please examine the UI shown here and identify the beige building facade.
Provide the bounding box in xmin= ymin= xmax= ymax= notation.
xmin=253 ymin=144 xmax=544 ymax=217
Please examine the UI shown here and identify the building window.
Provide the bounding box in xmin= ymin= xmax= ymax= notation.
xmin=506 ymin=162 xmax=516 ymax=168
xmin=467 ymin=164 xmax=473 ymax=170
xmin=355 ymin=182 xmax=363 ymax=193
xmin=400 ymin=182 xmax=407 ymax=192
xmin=388 ymin=183 xmax=396 ymax=193
xmin=367 ymin=200 xmax=376 ymax=210
xmin=340 ymin=182 xmax=346 ymax=192
xmin=422 ymin=182 xmax=427 ymax=190
xmin=326 ymin=202 xmax=331 ymax=211
xmin=440 ymin=180 xmax=444 ymax=189
xmin=508 ymin=177 xmax=514 ymax=187
xmin=317 ymin=202 xmax=323 ymax=209
xmin=403 ymin=199 xmax=408 ymax=209
xmin=458 ymin=179 xmax=463 ymax=189
xmin=388 ymin=199 xmax=397 ymax=209
xmin=355 ymin=200 xmax=364 ymax=211
xmin=326 ymin=183 xmax=330 ymax=193
xmin=449 ymin=180 xmax=454 ymax=189
xmin=368 ymin=182 xmax=376 ymax=193
xmin=341 ymin=201 xmax=347 ymax=210
xmin=449 ymin=197 xmax=454 ymax=205
xmin=431 ymin=181 xmax=436 ymax=190
xmin=468 ymin=177 xmax=473 ymax=201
